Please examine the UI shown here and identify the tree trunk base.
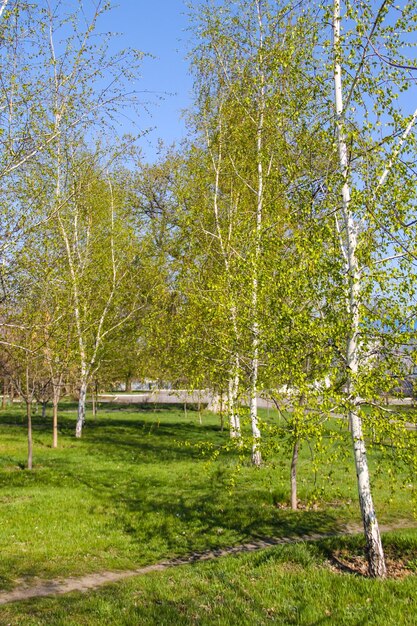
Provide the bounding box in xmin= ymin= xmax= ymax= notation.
xmin=291 ymin=439 xmax=299 ymax=510
xmin=252 ymin=447 xmax=262 ymax=467
xmin=364 ymin=517 xmax=387 ymax=578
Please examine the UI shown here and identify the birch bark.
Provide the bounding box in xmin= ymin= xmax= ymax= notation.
xmin=26 ymin=397 xmax=32 ymax=470
xmin=0 ymin=0 xmax=9 ymax=19
xmin=76 ymin=379 xmax=87 ymax=438
xmin=249 ymin=0 xmax=266 ymax=467
xmin=22 ymin=365 xmax=34 ymax=470
xmin=52 ymin=382 xmax=60 ymax=448
xmin=228 ymin=356 xmax=241 ymax=438
xmin=333 ymin=0 xmax=386 ymax=578
xmin=208 ymin=118 xmax=242 ymax=440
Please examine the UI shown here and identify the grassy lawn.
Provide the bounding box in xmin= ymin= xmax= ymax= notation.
xmin=1 ymin=534 xmax=417 ymax=625
xmin=0 ymin=401 xmax=416 ymax=622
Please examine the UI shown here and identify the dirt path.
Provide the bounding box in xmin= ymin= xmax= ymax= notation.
xmin=0 ymin=521 xmax=414 ymax=606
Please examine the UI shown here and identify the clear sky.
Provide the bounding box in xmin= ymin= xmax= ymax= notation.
xmin=98 ymin=1 xmax=417 ymax=162
xmin=99 ymin=1 xmax=193 ymax=161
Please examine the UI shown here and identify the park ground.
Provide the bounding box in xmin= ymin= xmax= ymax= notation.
xmin=0 ymin=402 xmax=416 ymax=624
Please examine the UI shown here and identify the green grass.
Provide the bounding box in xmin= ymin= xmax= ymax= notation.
xmin=0 ymin=401 xmax=416 ymax=623
xmin=1 ymin=533 xmax=417 ymax=625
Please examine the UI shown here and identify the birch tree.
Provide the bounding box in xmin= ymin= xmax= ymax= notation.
xmin=52 ymin=153 xmax=145 ymax=437
xmin=323 ymin=0 xmax=417 ymax=577
xmin=0 ymin=0 xmax=143 ymax=312
xmin=186 ymin=0 xmax=333 ymax=467
xmin=0 ymin=250 xmax=60 ymax=468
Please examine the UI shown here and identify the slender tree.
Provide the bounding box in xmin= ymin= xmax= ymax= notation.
xmin=325 ymin=0 xmax=417 ymax=577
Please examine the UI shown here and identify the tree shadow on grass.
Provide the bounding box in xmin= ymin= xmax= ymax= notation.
xmin=86 ymin=424 xmax=230 ymax=464
xmin=0 ymin=406 xmax=222 ymax=449
xmin=65 ymin=455 xmax=344 ymax=561
xmin=312 ymin=530 xmax=417 ymax=572
xmin=97 ymin=402 xmax=205 ymax=413
xmin=0 ymin=405 xmax=354 ymax=574
xmin=49 ymin=411 xmax=231 ymax=463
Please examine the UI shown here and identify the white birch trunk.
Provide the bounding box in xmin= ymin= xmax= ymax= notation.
xmin=0 ymin=0 xmax=9 ymax=19
xmin=228 ymin=359 xmax=241 ymax=439
xmin=26 ymin=399 xmax=33 ymax=470
xmin=249 ymin=328 xmax=262 ymax=466
xmin=333 ymin=0 xmax=386 ymax=578
xmin=51 ymin=373 xmax=62 ymax=449
xmin=75 ymin=379 xmax=87 ymax=438
xmin=25 ymin=368 xmax=33 ymax=470
xmin=92 ymin=382 xmax=97 ymax=418
xmin=51 ymin=39 xmax=90 ymax=441
xmin=249 ymin=0 xmax=265 ymax=468
xmin=208 ymin=120 xmax=242 ymax=442
xmin=232 ymin=367 xmax=241 ymax=438
xmin=52 ymin=391 xmax=59 ymax=448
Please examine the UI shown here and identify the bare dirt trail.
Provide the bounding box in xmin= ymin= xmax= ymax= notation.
xmin=0 ymin=520 xmax=415 ymax=606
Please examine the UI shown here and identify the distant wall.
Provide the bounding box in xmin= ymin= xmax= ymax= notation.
xmin=97 ymin=390 xmax=276 ymax=409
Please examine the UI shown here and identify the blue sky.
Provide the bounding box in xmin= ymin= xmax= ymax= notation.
xmin=99 ymin=1 xmax=193 ymax=160
xmin=97 ymin=1 xmax=417 ymax=162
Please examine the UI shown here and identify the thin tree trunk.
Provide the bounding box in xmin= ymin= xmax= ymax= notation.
xmin=349 ymin=409 xmax=386 ymax=577
xmin=290 ymin=438 xmax=299 ymax=510
xmin=94 ymin=380 xmax=98 ymax=416
xmin=26 ymin=399 xmax=33 ymax=470
xmin=208 ymin=106 xmax=242 ymax=442
xmin=1 ymin=377 xmax=6 ymax=409
xmin=42 ymin=401 xmax=47 ymax=419
xmin=76 ymin=380 xmax=87 ymax=438
xmin=125 ymin=376 xmax=132 ymax=392
xmin=291 ymin=394 xmax=306 ymax=510
xmin=0 ymin=1 xmax=10 ymax=20
xmin=50 ymin=374 xmax=62 ymax=449
xmin=228 ymin=360 xmax=241 ymax=440
xmin=220 ymin=392 xmax=224 ymax=431
xmin=92 ymin=384 xmax=96 ymax=418
xmin=249 ymin=0 xmax=265 ymax=468
xmin=249 ymin=317 xmax=261 ymax=464
xmin=333 ymin=0 xmax=386 ymax=578
xmin=250 ymin=392 xmax=262 ymax=466
xmin=52 ymin=393 xmax=59 ymax=449
xmin=228 ymin=376 xmax=237 ymax=437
